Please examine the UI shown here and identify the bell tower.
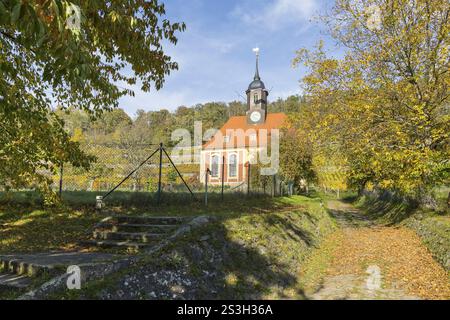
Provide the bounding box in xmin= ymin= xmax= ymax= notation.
xmin=246 ymin=48 xmax=269 ymax=125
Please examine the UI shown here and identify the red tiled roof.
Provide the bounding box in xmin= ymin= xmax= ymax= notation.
xmin=203 ymin=112 xmax=287 ymax=149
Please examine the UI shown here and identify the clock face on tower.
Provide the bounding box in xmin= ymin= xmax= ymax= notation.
xmin=250 ymin=111 xmax=262 ymax=123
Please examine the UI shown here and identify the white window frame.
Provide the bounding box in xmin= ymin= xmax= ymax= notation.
xmin=210 ymin=153 xmax=220 ymax=178
xmin=228 ymin=152 xmax=238 ymax=179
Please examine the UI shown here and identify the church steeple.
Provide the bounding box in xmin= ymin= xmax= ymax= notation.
xmin=247 ymin=48 xmax=266 ymax=92
xmin=254 ymin=49 xmax=260 ymax=81
xmin=246 ymin=48 xmax=269 ymax=125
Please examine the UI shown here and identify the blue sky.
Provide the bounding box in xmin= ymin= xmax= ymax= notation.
xmin=118 ymin=0 xmax=338 ymax=116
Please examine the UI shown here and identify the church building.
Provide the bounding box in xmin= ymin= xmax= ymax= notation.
xmin=200 ymin=50 xmax=286 ymax=186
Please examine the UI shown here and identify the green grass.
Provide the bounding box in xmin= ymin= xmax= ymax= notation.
xmin=434 ymin=186 xmax=450 ymax=210
xmin=1 ymin=190 xmax=278 ymax=212
xmin=297 ymin=230 xmax=341 ymax=295
xmin=0 ymin=267 xmax=59 ymax=300
xmin=0 ymin=205 xmax=102 ymax=254
xmin=404 ymin=215 xmax=450 ymax=271
xmin=1 ymin=192 xmax=339 ymax=299
xmin=51 ymin=195 xmax=337 ymax=300
xmin=0 ymin=191 xmax=311 ymax=254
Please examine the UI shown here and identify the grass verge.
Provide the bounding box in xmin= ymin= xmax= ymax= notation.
xmin=51 ymin=195 xmax=337 ymax=300
xmin=0 ymin=193 xmax=312 ymax=254
xmin=0 ymin=205 xmax=102 ymax=254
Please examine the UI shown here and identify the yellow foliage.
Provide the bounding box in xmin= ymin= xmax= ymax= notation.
xmin=291 ymin=0 xmax=450 ymax=195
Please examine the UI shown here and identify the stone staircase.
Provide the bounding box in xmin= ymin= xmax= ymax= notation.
xmin=0 ymin=217 xmax=189 ymax=292
xmin=0 ymin=252 xmax=121 ymax=291
xmin=80 ymin=216 xmax=188 ymax=250
xmin=0 ymin=256 xmax=47 ymax=290
xmin=0 ymin=273 xmax=32 ymax=290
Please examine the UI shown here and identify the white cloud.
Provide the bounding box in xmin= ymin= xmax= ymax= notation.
xmin=233 ymin=0 xmax=317 ymax=31
xmin=115 ymin=0 xmax=320 ymax=114
xmin=204 ymin=38 xmax=236 ymax=54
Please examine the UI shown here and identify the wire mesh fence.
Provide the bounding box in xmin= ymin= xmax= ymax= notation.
xmin=50 ymin=143 xmax=196 ymax=193
xmin=8 ymin=142 xmax=287 ymax=207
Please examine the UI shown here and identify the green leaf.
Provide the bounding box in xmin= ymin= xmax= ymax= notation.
xmin=0 ymin=2 xmax=6 ymax=17
xmin=51 ymin=0 xmax=60 ymax=16
xmin=11 ymin=3 xmax=22 ymax=24
xmin=38 ymin=19 xmax=46 ymax=37
xmin=36 ymin=34 xmax=46 ymax=47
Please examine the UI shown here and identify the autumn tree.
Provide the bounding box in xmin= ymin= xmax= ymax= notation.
xmin=90 ymin=109 xmax=132 ymax=138
xmin=228 ymin=101 xmax=246 ymax=117
xmin=269 ymin=95 xmax=307 ymax=114
xmin=0 ymin=1 xmax=185 ymax=197
xmin=279 ymin=127 xmax=315 ymax=191
xmin=293 ymin=0 xmax=449 ymax=202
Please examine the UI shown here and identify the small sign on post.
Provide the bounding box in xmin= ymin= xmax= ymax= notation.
xmin=96 ymin=196 xmax=104 ymax=210
xmin=221 ymin=156 xmax=225 ymax=201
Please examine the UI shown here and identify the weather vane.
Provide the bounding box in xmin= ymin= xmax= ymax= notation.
xmin=252 ymin=47 xmax=260 ymax=57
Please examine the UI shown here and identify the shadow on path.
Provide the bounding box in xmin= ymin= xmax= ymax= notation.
xmin=325 ymin=200 xmax=374 ymax=228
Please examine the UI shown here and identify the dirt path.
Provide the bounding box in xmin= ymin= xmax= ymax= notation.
xmin=303 ymin=200 xmax=450 ymax=300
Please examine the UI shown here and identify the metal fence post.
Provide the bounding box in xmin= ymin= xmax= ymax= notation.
xmin=157 ymin=143 xmax=163 ymax=205
xmin=247 ymin=163 xmax=251 ymax=196
xmin=272 ymin=175 xmax=276 ymax=197
xmin=205 ymin=168 xmax=210 ymax=206
xmin=59 ymin=163 xmax=64 ymax=198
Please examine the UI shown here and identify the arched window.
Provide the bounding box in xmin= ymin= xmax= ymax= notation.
xmin=254 ymin=93 xmax=258 ymax=103
xmin=229 ymin=153 xmax=237 ymax=178
xmin=211 ymin=155 xmax=219 ymax=177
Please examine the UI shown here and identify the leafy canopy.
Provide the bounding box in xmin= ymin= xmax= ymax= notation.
xmin=292 ymin=0 xmax=449 ymax=197
xmin=0 ymin=0 xmax=185 ymax=195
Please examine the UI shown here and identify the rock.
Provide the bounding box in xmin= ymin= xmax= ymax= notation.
xmin=171 ymin=285 xmax=185 ymax=294
xmin=168 ymin=215 xmax=212 ymax=241
xmin=189 ymin=215 xmax=211 ymax=227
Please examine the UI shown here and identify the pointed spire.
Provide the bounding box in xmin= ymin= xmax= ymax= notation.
xmin=252 ymin=47 xmax=260 ymax=80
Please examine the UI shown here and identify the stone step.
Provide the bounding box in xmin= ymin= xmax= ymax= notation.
xmin=93 ymin=231 xmax=163 ymax=242
xmin=115 ymin=216 xmax=186 ymax=225
xmin=80 ymin=240 xmax=152 ymax=249
xmin=0 ymin=258 xmax=48 ymax=276
xmin=96 ymin=223 xmax=177 ymax=233
xmin=0 ymin=273 xmax=32 ymax=289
